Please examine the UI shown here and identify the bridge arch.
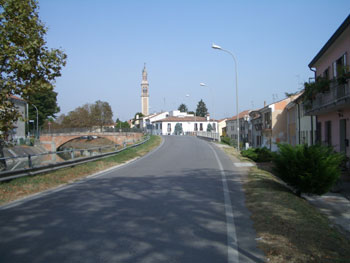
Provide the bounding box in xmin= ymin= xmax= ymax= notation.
xmin=39 ymin=132 xmax=143 ymax=152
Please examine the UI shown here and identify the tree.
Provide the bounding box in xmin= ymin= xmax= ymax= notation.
xmin=207 ymin=123 xmax=213 ymax=132
xmin=90 ymin=100 xmax=113 ymax=130
xmin=174 ymin=123 xmax=183 ymax=135
xmin=178 ymin=103 xmax=188 ymax=112
xmin=28 ymin=89 xmax=60 ymax=128
xmin=196 ymin=99 xmax=208 ymax=117
xmin=115 ymin=118 xmax=130 ymax=129
xmin=0 ymin=0 xmax=67 ymax=169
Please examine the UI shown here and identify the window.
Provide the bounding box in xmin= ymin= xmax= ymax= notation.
xmin=167 ymin=123 xmax=171 ymax=132
xmin=333 ymin=53 xmax=347 ymax=78
xmin=212 ymin=123 xmax=216 ymax=131
xmin=325 ymin=121 xmax=332 ymax=146
xmin=323 ymin=67 xmax=330 ymax=80
xmin=160 ymin=123 xmax=162 ymax=129
xmin=194 ymin=123 xmax=198 ymax=131
xmin=316 ymin=122 xmax=322 ymax=144
xmin=156 ymin=124 xmax=158 ymax=129
xmin=200 ymin=123 xmax=203 ymax=131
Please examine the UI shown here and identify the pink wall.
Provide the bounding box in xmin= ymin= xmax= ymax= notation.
xmin=313 ymin=26 xmax=350 ymax=77
xmin=318 ymin=108 xmax=350 ymax=155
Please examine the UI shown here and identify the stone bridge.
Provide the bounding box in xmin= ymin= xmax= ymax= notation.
xmin=39 ymin=132 xmax=144 ymax=152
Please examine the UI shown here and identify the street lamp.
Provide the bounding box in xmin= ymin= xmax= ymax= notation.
xmin=31 ymin=104 xmax=39 ymax=139
xmin=199 ymin=82 xmax=214 ymax=121
xmin=212 ymin=43 xmax=240 ymax=151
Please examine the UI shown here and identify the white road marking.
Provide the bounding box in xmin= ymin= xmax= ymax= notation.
xmin=209 ymin=144 xmax=239 ymax=263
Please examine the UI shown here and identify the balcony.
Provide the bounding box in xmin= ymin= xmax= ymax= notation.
xmin=305 ymin=82 xmax=350 ymax=115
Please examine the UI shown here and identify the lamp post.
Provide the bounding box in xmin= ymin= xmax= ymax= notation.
xmin=212 ymin=43 xmax=240 ymax=151
xmin=31 ymin=104 xmax=39 ymax=139
xmin=199 ymin=82 xmax=214 ymax=120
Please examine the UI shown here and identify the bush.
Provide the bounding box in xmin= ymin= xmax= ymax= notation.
xmin=273 ymin=144 xmax=343 ymax=196
xmin=241 ymin=147 xmax=273 ymax=162
xmin=220 ymin=136 xmax=231 ymax=145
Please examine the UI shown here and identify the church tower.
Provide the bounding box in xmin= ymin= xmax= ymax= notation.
xmin=141 ymin=63 xmax=149 ymax=116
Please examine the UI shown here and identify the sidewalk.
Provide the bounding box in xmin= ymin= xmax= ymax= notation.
xmin=304 ymin=176 xmax=350 ymax=237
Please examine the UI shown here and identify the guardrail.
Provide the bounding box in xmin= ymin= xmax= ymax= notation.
xmin=0 ymin=136 xmax=150 ymax=182
xmin=185 ymin=131 xmax=220 ymax=141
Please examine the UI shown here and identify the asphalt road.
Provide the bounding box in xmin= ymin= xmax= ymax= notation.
xmin=0 ymin=136 xmax=264 ymax=263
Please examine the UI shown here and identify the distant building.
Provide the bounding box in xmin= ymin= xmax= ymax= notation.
xmin=226 ymin=110 xmax=251 ymax=148
xmin=153 ymin=111 xmax=217 ymax=136
xmin=286 ymin=93 xmax=316 ymax=146
xmin=9 ymin=95 xmax=27 ymax=141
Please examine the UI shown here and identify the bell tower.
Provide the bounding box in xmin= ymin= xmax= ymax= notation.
xmin=141 ymin=63 xmax=149 ymax=116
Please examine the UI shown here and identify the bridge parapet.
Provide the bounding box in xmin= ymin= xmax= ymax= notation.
xmin=39 ymin=132 xmax=144 ymax=152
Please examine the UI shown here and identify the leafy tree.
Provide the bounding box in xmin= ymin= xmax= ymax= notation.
xmin=206 ymin=123 xmax=213 ymax=132
xmin=0 ymin=0 xmax=66 ymax=169
xmin=28 ymin=89 xmax=60 ymax=128
xmin=90 ymin=100 xmax=113 ymax=129
xmin=196 ymin=99 xmax=208 ymax=117
xmin=115 ymin=118 xmax=130 ymax=129
xmin=174 ymin=123 xmax=183 ymax=135
xmin=178 ymin=103 xmax=188 ymax=112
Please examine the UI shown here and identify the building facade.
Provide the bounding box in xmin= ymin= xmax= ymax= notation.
xmin=306 ymin=14 xmax=350 ymax=156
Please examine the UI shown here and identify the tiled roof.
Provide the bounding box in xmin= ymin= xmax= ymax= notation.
xmin=10 ymin=95 xmax=25 ymax=101
xmin=226 ymin=110 xmax=251 ymax=121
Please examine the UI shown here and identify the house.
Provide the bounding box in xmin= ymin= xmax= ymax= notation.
xmin=249 ymin=110 xmax=263 ymax=148
xmin=286 ymin=93 xmax=317 ymax=146
xmin=8 ymin=95 xmax=27 ymax=141
xmin=217 ymin=118 xmax=228 ymax=137
xmin=226 ymin=110 xmax=251 ymax=148
xmin=153 ymin=115 xmax=217 ymax=136
xmin=252 ymin=96 xmax=298 ymax=151
xmin=306 ymin=14 xmax=350 ymax=156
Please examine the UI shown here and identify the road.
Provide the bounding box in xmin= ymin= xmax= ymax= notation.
xmin=0 ymin=136 xmax=264 ymax=263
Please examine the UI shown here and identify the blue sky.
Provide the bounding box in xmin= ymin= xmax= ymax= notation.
xmin=39 ymin=0 xmax=350 ymax=120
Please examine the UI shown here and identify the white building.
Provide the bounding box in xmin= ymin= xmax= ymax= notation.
xmin=153 ymin=114 xmax=217 ymax=136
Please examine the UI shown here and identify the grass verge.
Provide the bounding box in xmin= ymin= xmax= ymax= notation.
xmin=221 ymin=145 xmax=350 ymax=262
xmin=0 ymin=135 xmax=162 ymax=206
xmin=246 ymin=167 xmax=350 ymax=263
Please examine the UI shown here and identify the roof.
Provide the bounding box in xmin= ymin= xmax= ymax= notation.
xmin=155 ymin=116 xmax=216 ymax=122
xmin=226 ymin=110 xmax=251 ymax=121
xmin=10 ymin=95 xmax=25 ymax=102
xmin=309 ymin=14 xmax=350 ymax=68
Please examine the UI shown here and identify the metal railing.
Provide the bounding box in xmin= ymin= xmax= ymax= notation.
xmin=306 ymin=82 xmax=350 ymax=113
xmin=186 ymin=131 xmax=220 ymax=141
xmin=0 ymin=136 xmax=150 ymax=182
xmin=41 ymin=127 xmax=144 ymax=135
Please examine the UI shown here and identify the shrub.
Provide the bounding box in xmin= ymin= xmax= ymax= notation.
xmin=220 ymin=136 xmax=231 ymax=145
xmin=241 ymin=147 xmax=273 ymax=162
xmin=273 ymin=144 xmax=343 ymax=196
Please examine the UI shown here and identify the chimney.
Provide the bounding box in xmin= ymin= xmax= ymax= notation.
xmin=264 ymin=101 xmax=266 ymax=107
xmin=206 ymin=114 xmax=210 ymax=121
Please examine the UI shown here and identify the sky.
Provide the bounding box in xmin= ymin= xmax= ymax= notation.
xmin=38 ymin=0 xmax=350 ymax=121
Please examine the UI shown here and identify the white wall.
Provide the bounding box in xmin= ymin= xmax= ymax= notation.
xmin=154 ymin=121 xmax=217 ymax=135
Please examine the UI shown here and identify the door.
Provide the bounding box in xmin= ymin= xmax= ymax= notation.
xmin=339 ymin=119 xmax=347 ymax=153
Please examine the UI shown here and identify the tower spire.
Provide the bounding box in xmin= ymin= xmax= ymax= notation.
xmin=141 ymin=63 xmax=149 ymax=116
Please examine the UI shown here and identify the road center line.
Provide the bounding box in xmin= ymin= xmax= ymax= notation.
xmin=209 ymin=144 xmax=239 ymax=263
